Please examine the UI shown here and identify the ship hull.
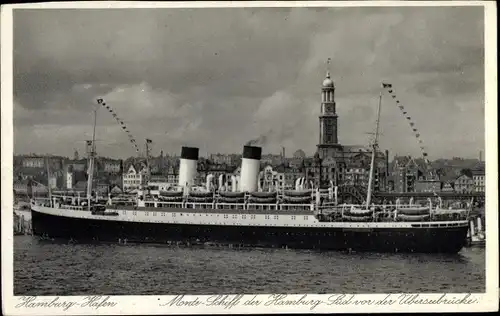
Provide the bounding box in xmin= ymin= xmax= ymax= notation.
xmin=31 ymin=209 xmax=468 ymax=253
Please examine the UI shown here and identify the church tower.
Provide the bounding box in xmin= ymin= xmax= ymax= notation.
xmin=317 ymin=66 xmax=342 ymax=159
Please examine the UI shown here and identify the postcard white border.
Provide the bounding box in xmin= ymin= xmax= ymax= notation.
xmin=1 ymin=1 xmax=498 ymax=315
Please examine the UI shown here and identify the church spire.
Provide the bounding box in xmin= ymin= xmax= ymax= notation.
xmin=326 ymin=57 xmax=331 ymax=78
xmin=322 ymin=57 xmax=334 ymax=88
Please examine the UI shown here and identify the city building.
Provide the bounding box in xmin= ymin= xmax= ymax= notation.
xmin=204 ymin=163 xmax=236 ymax=187
xmin=283 ymin=165 xmax=305 ymax=189
xmin=389 ymin=156 xmax=436 ymax=193
xmin=122 ymin=162 xmax=148 ymax=192
xmin=261 ymin=154 xmax=284 ymax=167
xmin=22 ymin=156 xmax=45 ymax=168
xmin=472 ymin=162 xmax=485 ymax=192
xmin=94 ymin=158 xmax=123 ymax=190
xmin=258 ymin=165 xmax=285 ymax=192
xmin=209 ymin=153 xmax=240 ymax=166
xmin=441 ymin=181 xmax=455 ymax=192
xmin=454 ymin=174 xmax=475 ymax=193
xmin=66 ymin=166 xmax=74 ymax=190
xmin=415 ymin=179 xmax=441 ymax=193
xmin=147 ymin=181 xmax=172 ymax=191
xmin=96 ymin=158 xmax=122 ymax=174
xmin=13 ymin=180 xmax=49 ymax=196
xmin=66 ymin=158 xmax=87 ymax=173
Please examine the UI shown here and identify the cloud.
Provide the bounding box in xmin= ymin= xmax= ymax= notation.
xmin=13 ymin=6 xmax=484 ymax=159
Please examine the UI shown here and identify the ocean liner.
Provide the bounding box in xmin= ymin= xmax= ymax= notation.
xmin=30 ymin=85 xmax=472 ymax=253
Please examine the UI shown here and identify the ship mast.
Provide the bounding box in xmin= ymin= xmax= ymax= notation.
xmin=45 ymin=155 xmax=52 ymax=206
xmin=86 ymin=108 xmax=97 ymax=211
xmin=365 ymin=89 xmax=383 ymax=209
xmin=145 ymin=139 xmax=151 ymax=185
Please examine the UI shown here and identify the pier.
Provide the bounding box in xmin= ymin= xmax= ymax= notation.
xmin=14 ymin=211 xmax=33 ymax=236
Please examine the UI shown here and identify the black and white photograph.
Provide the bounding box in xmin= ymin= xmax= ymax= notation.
xmin=1 ymin=1 xmax=498 ymax=314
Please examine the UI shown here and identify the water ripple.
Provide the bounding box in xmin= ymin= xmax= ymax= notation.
xmin=14 ymin=236 xmax=485 ymax=295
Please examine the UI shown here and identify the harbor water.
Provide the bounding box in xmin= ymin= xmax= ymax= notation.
xmin=14 ymin=235 xmax=485 ymax=295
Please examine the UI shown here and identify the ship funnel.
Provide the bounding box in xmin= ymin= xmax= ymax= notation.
xmin=240 ymin=145 xmax=262 ymax=192
xmin=178 ymin=146 xmax=199 ymax=188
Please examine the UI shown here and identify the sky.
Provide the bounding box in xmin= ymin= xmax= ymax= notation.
xmin=13 ymin=5 xmax=485 ymax=159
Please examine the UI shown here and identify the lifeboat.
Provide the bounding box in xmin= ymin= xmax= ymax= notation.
xmin=345 ymin=207 xmax=373 ymax=216
xmin=341 ymin=215 xmax=373 ymax=222
xmin=283 ymin=190 xmax=312 ymax=197
xmin=219 ymin=191 xmax=245 ymax=198
xmin=247 ymin=196 xmax=277 ymax=204
xmin=249 ymin=192 xmax=277 ymax=198
xmin=281 ymin=196 xmax=312 ymax=204
xmin=158 ymin=195 xmax=183 ymax=202
xmin=396 ymin=206 xmax=430 ymax=215
xmin=159 ymin=191 xmax=183 ymax=197
xmin=396 ymin=214 xmax=430 ymax=222
xmin=187 ymin=196 xmax=213 ymax=203
xmin=189 ymin=191 xmax=213 ymax=198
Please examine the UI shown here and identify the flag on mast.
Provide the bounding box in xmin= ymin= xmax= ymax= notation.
xmin=382 ymin=83 xmax=392 ymax=88
xmin=146 ymin=139 xmax=152 ymax=144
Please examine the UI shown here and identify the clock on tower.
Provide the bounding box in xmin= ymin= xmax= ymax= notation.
xmin=325 ymin=103 xmax=335 ymax=114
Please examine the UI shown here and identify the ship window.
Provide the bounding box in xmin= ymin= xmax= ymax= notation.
xmin=133 ymin=211 xmax=137 ymax=215
xmin=232 ymin=214 xmax=237 ymax=219
xmin=145 ymin=212 xmax=149 ymax=216
xmin=274 ymin=215 xmax=278 ymax=220
xmin=180 ymin=213 xmax=183 ymax=216
xmin=292 ymin=216 xmax=296 ymax=220
xmin=251 ymin=215 xmax=256 ymax=219
xmin=304 ymin=216 xmax=308 ymax=220
xmin=153 ymin=212 xmax=157 ymax=216
xmin=242 ymin=215 xmax=246 ymax=219
xmin=224 ymin=214 xmax=228 ymax=219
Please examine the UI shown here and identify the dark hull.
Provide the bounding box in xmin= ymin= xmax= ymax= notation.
xmin=31 ymin=209 xmax=468 ymax=253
